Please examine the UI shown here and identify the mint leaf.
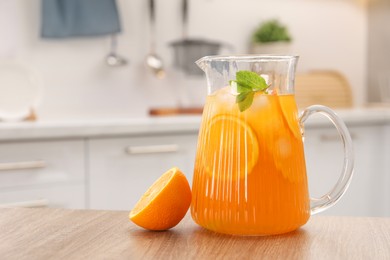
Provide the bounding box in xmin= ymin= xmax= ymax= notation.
xmin=230 ymin=80 xmax=251 ymax=93
xmin=236 ymin=91 xmax=250 ymax=103
xmin=236 ymin=71 xmax=268 ymax=91
xmin=236 ymin=92 xmax=255 ymax=112
xmin=229 ymin=70 xmax=269 ymax=112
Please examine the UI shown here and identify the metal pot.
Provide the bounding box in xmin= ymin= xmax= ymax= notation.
xmin=170 ymin=0 xmax=230 ymax=75
xmin=170 ymin=38 xmax=224 ymax=75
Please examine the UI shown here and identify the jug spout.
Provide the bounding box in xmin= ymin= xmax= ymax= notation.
xmin=195 ymin=56 xmax=209 ymax=72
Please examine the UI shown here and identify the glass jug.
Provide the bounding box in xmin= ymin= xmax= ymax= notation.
xmin=191 ymin=55 xmax=354 ymax=235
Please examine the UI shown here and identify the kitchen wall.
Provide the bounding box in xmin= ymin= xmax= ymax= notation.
xmin=0 ymin=0 xmax=367 ymax=120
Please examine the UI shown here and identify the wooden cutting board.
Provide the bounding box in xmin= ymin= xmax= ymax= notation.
xmin=295 ymin=71 xmax=353 ymax=109
xmin=149 ymin=107 xmax=203 ymax=116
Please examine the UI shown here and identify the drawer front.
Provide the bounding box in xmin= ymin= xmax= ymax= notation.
xmin=0 ymin=184 xmax=85 ymax=209
xmin=89 ymin=134 xmax=198 ymax=210
xmin=304 ymin=125 xmax=388 ymax=217
xmin=0 ymin=140 xmax=85 ymax=189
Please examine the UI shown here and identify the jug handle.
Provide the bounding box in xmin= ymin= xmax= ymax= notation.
xmin=299 ymin=105 xmax=354 ymax=215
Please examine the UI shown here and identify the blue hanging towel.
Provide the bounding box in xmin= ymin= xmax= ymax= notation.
xmin=41 ymin=0 xmax=121 ymax=38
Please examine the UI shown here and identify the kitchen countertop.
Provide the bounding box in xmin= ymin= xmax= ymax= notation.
xmin=0 ymin=107 xmax=390 ymax=141
xmin=0 ymin=208 xmax=389 ymax=259
xmin=0 ymin=116 xmax=202 ymax=141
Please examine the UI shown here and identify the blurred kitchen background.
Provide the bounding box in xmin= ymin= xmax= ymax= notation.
xmin=1 ymin=0 xmax=386 ymax=119
xmin=0 ymin=0 xmax=389 ymax=216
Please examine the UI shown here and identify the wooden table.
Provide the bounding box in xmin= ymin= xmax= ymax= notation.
xmin=1 ymin=208 xmax=389 ymax=259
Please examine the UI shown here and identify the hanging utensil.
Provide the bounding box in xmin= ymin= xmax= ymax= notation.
xmin=170 ymin=0 xmax=231 ymax=75
xmin=105 ymin=34 xmax=128 ymax=67
xmin=145 ymin=0 xmax=165 ymax=78
xmin=182 ymin=0 xmax=188 ymax=39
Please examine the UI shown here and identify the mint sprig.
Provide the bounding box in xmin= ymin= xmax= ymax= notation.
xmin=229 ymin=71 xmax=269 ymax=112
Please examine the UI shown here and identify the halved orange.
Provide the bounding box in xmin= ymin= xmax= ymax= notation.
xmin=129 ymin=167 xmax=191 ymax=231
xmin=202 ymin=115 xmax=259 ymax=180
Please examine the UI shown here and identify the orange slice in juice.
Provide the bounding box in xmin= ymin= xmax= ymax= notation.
xmin=274 ymin=95 xmax=305 ymax=183
xmin=277 ymin=95 xmax=302 ymax=140
xmin=202 ymin=115 xmax=259 ymax=180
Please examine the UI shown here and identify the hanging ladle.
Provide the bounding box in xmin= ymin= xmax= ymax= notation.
xmin=145 ymin=0 xmax=165 ymax=78
xmin=105 ymin=34 xmax=128 ymax=67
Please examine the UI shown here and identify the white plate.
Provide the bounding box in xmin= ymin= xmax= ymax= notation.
xmin=0 ymin=61 xmax=43 ymax=121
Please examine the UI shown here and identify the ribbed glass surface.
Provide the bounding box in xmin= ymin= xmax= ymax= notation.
xmin=191 ymin=88 xmax=310 ymax=235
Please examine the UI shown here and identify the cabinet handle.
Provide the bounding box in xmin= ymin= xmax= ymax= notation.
xmin=126 ymin=144 xmax=179 ymax=154
xmin=0 ymin=160 xmax=46 ymax=171
xmin=320 ymin=133 xmax=357 ymax=142
xmin=0 ymin=199 xmax=49 ymax=208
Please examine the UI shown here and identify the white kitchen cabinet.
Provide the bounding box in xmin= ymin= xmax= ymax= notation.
xmin=0 ymin=184 xmax=85 ymax=208
xmin=88 ymin=133 xmax=198 ymax=210
xmin=0 ymin=140 xmax=86 ymax=208
xmin=304 ymin=123 xmax=388 ymax=217
xmin=0 ymin=112 xmax=388 ymax=216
